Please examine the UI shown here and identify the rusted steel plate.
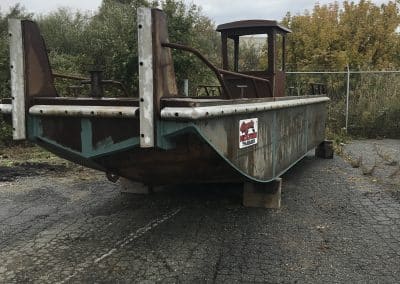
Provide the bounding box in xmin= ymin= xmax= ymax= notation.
xmin=33 ymin=116 xmax=140 ymax=156
xmin=22 ymin=20 xmax=57 ymax=98
xmin=33 ymin=97 xmax=139 ymax=107
xmin=93 ymin=133 xmax=241 ymax=185
xmin=38 ymin=117 xmax=83 ymax=152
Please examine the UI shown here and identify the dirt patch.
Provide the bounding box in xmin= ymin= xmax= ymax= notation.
xmin=0 ymin=145 xmax=86 ymax=182
xmin=0 ymin=162 xmax=67 ymax=182
xmin=342 ymin=139 xmax=400 ymax=199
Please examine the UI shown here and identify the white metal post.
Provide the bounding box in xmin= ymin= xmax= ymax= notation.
xmin=138 ymin=8 xmax=154 ymax=148
xmin=345 ymin=64 xmax=350 ymax=132
xmin=9 ymin=19 xmax=26 ymax=140
xmin=183 ymin=79 xmax=189 ymax=96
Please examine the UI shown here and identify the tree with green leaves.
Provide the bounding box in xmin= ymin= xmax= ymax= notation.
xmin=283 ymin=0 xmax=400 ymax=71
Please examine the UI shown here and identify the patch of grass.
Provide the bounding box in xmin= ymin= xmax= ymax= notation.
xmin=326 ymin=126 xmax=351 ymax=155
xmin=0 ymin=144 xmax=71 ymax=167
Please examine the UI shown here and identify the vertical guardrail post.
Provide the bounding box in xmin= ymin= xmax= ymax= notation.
xmin=8 ymin=19 xmax=26 ymax=140
xmin=138 ymin=8 xmax=154 ymax=148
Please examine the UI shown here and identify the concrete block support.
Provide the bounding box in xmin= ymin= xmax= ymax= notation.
xmin=243 ymin=178 xmax=282 ymax=209
xmin=315 ymin=140 xmax=334 ymax=159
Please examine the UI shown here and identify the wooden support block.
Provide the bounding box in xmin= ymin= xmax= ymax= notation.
xmin=119 ymin=178 xmax=150 ymax=194
xmin=315 ymin=140 xmax=334 ymax=159
xmin=243 ymin=178 xmax=282 ymax=209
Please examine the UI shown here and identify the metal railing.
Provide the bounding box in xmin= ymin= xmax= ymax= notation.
xmin=162 ymin=42 xmax=273 ymax=99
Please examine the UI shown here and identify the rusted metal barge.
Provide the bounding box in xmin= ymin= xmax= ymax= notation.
xmin=0 ymin=8 xmax=331 ymax=207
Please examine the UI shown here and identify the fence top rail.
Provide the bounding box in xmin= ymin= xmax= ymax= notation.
xmin=287 ymin=70 xmax=400 ymax=74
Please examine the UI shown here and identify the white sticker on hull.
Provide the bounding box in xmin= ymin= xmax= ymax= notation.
xmin=239 ymin=118 xmax=258 ymax=149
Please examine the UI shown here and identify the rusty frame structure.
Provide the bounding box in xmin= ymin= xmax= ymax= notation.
xmin=0 ymin=8 xmax=330 ymax=191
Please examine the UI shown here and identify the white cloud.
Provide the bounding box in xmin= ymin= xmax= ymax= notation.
xmin=184 ymin=0 xmax=390 ymax=24
xmin=0 ymin=0 xmax=391 ymax=23
xmin=0 ymin=0 xmax=102 ymax=15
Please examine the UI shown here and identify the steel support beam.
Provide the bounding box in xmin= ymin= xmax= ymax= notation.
xmin=9 ymin=19 xmax=26 ymax=140
xmin=138 ymin=7 xmax=154 ymax=148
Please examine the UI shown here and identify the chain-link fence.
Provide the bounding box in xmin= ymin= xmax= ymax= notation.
xmin=286 ymin=70 xmax=400 ymax=138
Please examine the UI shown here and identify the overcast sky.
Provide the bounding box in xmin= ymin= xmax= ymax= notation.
xmin=1 ymin=0 xmax=391 ymax=24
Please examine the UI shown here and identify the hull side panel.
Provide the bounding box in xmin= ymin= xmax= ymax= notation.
xmin=180 ymin=101 xmax=329 ymax=182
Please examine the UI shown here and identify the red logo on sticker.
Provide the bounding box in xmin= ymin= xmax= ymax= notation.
xmin=239 ymin=118 xmax=258 ymax=148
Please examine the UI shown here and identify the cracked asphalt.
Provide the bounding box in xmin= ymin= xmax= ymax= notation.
xmin=0 ymin=141 xmax=400 ymax=283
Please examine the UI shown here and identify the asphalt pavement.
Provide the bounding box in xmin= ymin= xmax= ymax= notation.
xmin=0 ymin=142 xmax=399 ymax=283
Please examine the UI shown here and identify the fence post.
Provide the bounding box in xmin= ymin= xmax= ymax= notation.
xmin=345 ymin=64 xmax=350 ymax=132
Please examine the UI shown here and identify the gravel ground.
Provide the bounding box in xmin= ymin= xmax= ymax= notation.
xmin=343 ymin=139 xmax=400 ymax=201
xmin=0 ymin=141 xmax=400 ymax=283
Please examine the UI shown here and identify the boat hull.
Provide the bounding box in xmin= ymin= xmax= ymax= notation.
xmin=26 ymin=96 xmax=328 ymax=185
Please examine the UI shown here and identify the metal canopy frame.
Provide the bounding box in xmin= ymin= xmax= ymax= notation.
xmin=217 ymin=20 xmax=290 ymax=75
